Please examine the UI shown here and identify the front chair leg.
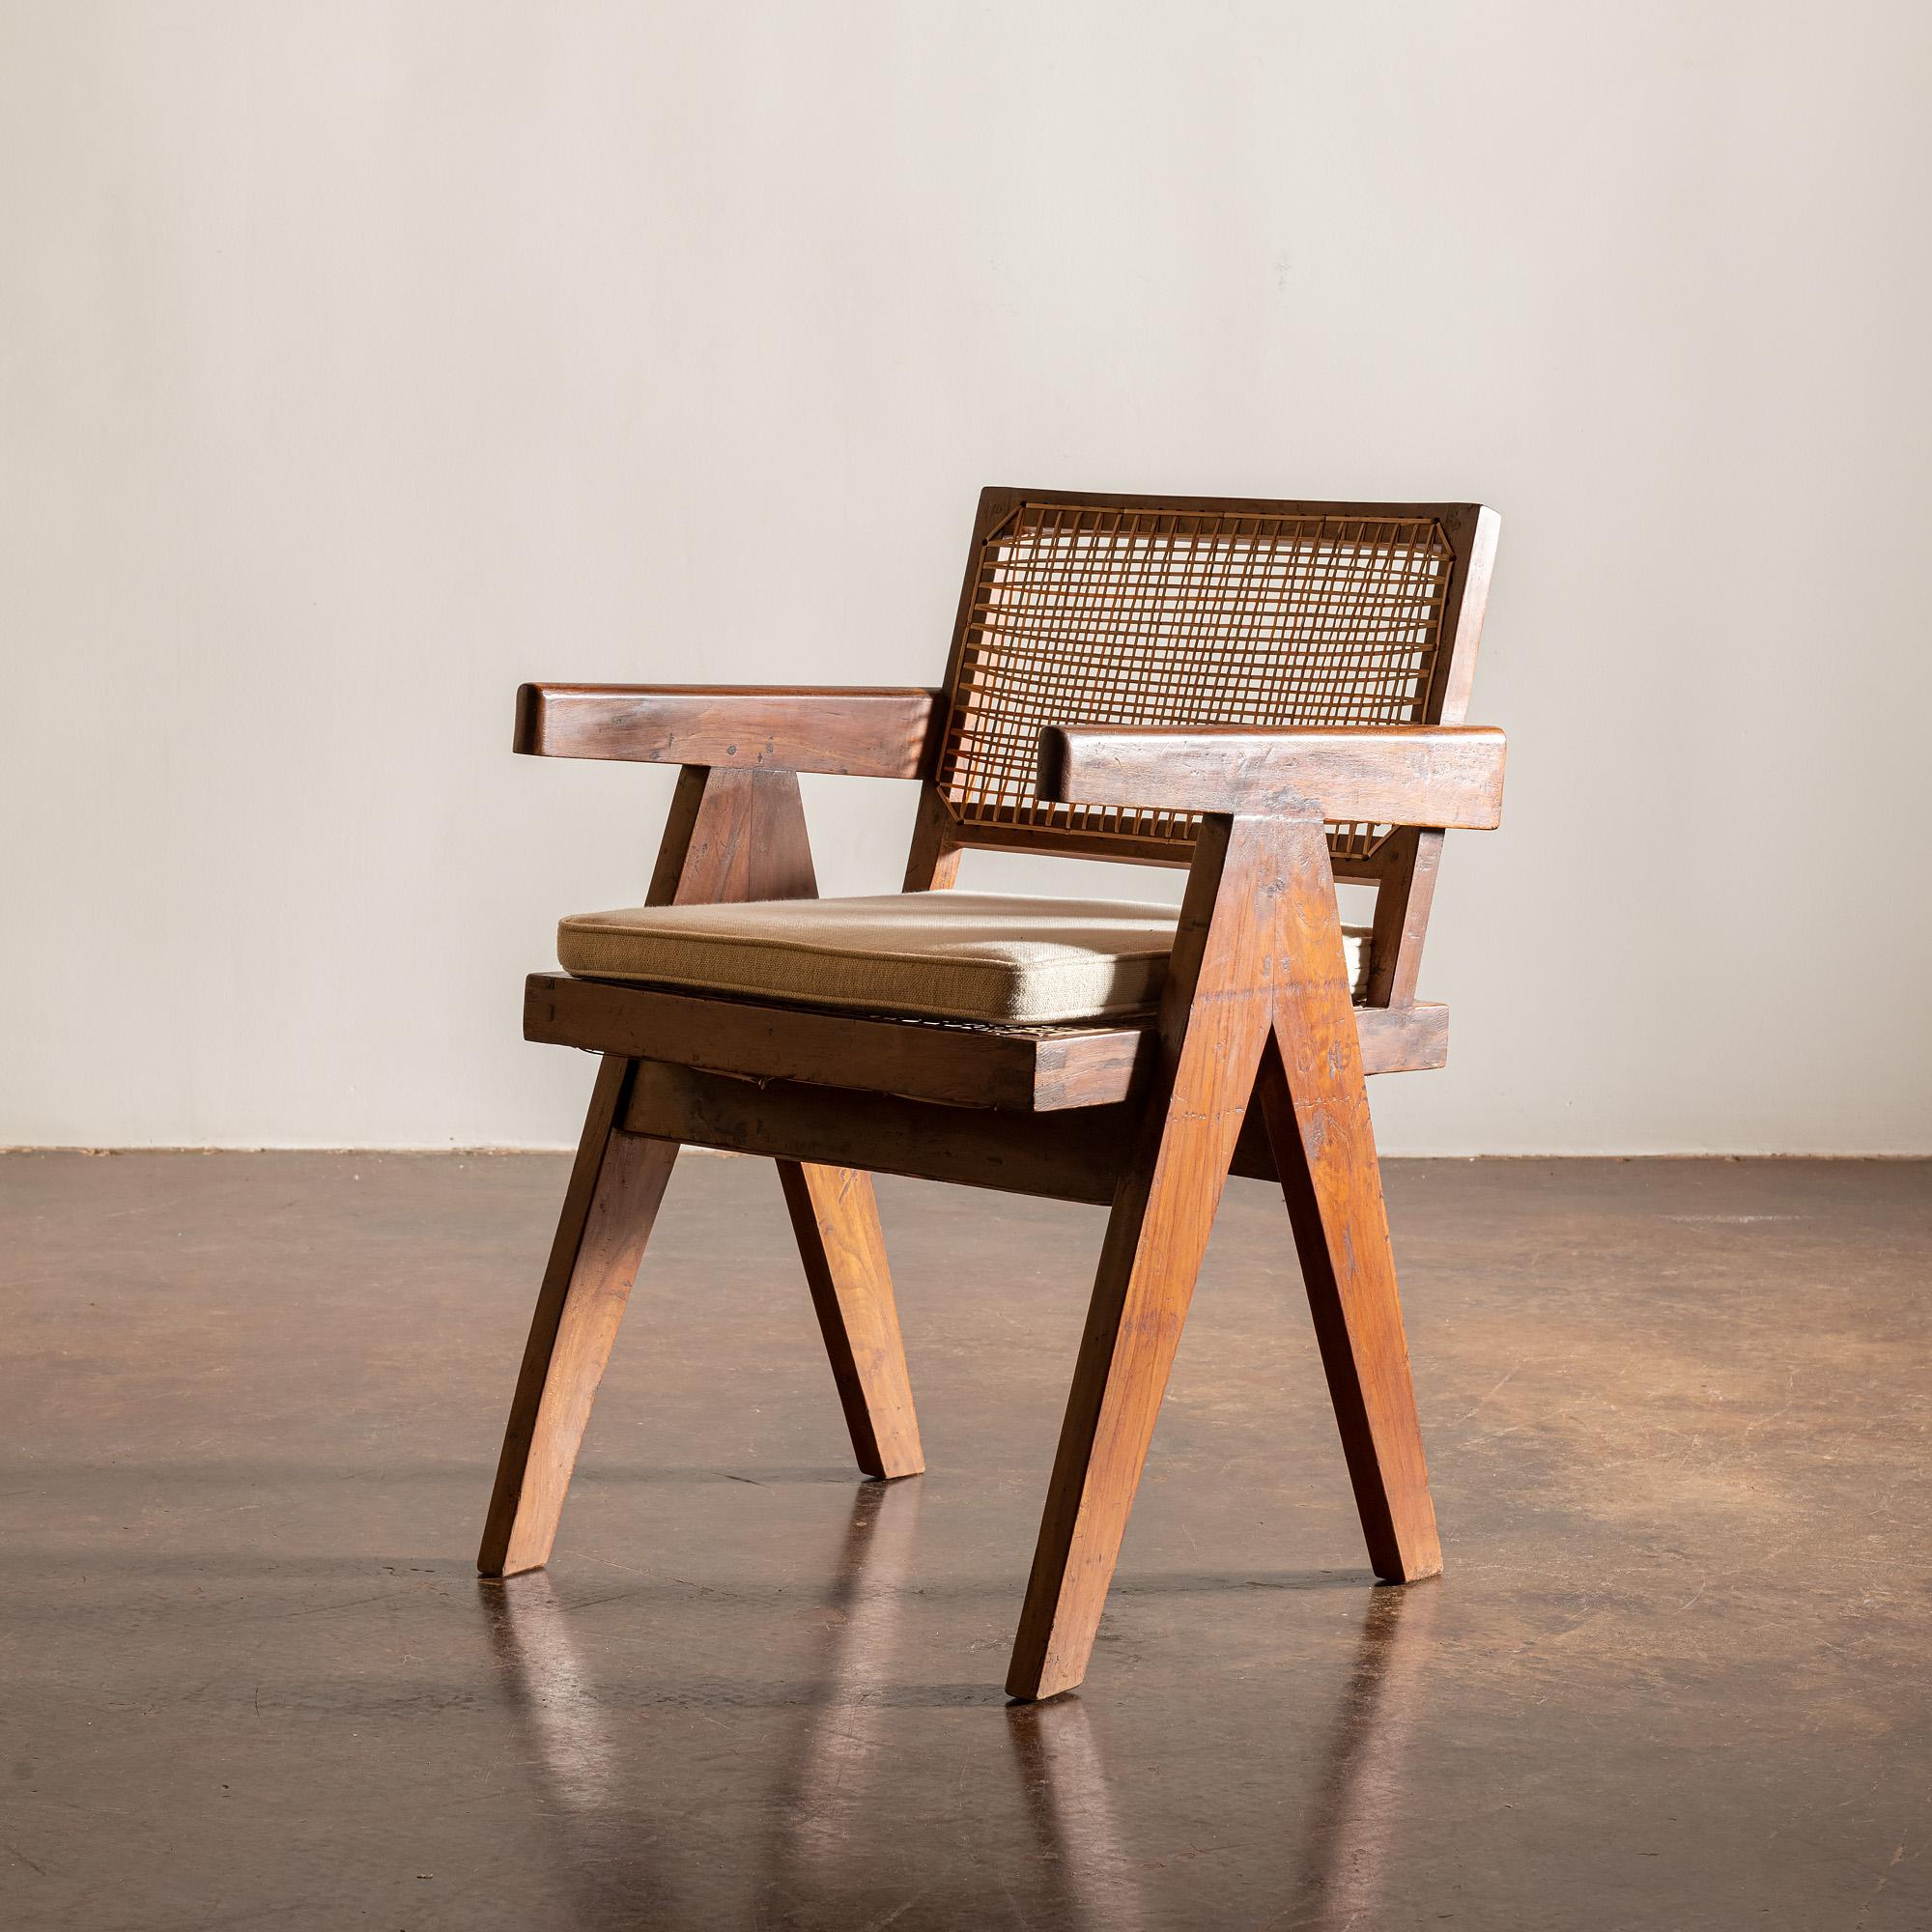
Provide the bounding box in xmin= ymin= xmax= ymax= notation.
xmin=1006 ymin=816 xmax=1280 ymax=1701
xmin=777 ymin=1160 xmax=924 ymax=1479
xmin=1003 ymin=1041 xmax=1261 ymax=1701
xmin=478 ymin=1057 xmax=676 ymax=1577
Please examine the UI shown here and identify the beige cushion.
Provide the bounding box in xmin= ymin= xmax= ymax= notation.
xmin=557 ymin=891 xmax=1371 ymax=1028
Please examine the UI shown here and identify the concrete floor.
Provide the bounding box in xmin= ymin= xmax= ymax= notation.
xmin=2 ymin=1151 xmax=1927 ymax=1930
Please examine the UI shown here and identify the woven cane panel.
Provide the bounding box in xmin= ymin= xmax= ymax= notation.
xmin=937 ymin=502 xmax=1456 ymax=862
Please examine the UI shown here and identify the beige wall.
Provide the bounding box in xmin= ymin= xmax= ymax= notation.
xmin=4 ymin=2 xmax=1928 ymax=1152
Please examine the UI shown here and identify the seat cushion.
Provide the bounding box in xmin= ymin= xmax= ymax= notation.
xmin=556 ymin=891 xmax=1370 ymax=1027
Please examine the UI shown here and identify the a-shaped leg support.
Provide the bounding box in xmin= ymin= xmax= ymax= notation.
xmin=1007 ymin=809 xmax=1440 ymax=1699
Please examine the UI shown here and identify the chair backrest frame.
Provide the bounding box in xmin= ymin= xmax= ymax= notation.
xmin=902 ymin=486 xmax=1500 ymax=1009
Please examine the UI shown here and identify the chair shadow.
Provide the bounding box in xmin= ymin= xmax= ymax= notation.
xmin=480 ymin=1485 xmax=1440 ymax=1926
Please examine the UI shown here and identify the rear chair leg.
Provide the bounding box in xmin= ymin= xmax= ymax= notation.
xmin=778 ymin=1161 xmax=924 ymax=1479
xmin=1258 ymin=1004 xmax=1440 ymax=1582
xmin=479 ymin=1057 xmax=676 ymax=1577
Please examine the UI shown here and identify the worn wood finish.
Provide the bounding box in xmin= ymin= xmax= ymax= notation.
xmin=495 ymin=487 xmax=1503 ymax=1693
xmin=1037 ymin=724 xmax=1505 ymax=829
xmin=478 ymin=1057 xmax=675 ymax=1577
xmin=533 ymin=975 xmax=1444 ymax=1117
xmin=652 ymin=764 xmax=924 ymax=1484
xmin=612 ymin=997 xmax=1450 ymax=1208
xmin=481 ymin=764 xmax=804 ymax=1573
xmin=1254 ymin=822 xmax=1441 ymax=1580
xmin=778 ymin=1162 xmax=924 ymax=1479
xmin=1007 ymin=804 xmax=1444 ymax=1697
xmin=516 ymin=683 xmax=944 ymax=780
xmin=525 ymin=973 xmax=1156 ymax=1112
xmin=1352 ymin=1000 xmax=1450 ymax=1077
xmin=1006 ymin=814 xmax=1286 ymax=1700
xmin=482 ymin=764 xmax=924 ymax=1577
xmin=621 ymin=1064 xmax=1128 ymax=1206
xmin=1364 ymin=827 xmax=1443 ymax=1009
xmin=641 ymin=768 xmax=924 ymax=1484
xmin=646 ymin=765 xmax=818 ymax=907
xmin=900 ymin=788 xmax=964 ymax=893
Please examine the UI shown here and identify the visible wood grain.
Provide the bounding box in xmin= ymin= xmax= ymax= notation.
xmin=653 ymin=765 xmax=923 ymax=1476
xmin=524 ymin=973 xmax=1157 ymax=1112
xmin=479 ymin=761 xmax=811 ymax=1576
xmin=501 ymin=487 xmax=1499 ymax=1692
xmin=1028 ymin=1027 xmax=1155 ymax=1110
xmin=1007 ymin=813 xmax=1284 ymax=1700
xmin=647 ymin=766 xmax=818 ymax=907
xmin=1037 ymin=724 xmax=1505 ymax=830
xmin=478 ymin=1057 xmax=676 ymax=1577
xmin=483 ymin=761 xmax=924 ymax=1577
xmin=1249 ymin=1002 xmax=1448 ymax=1122
xmin=611 ymin=991 xmax=1448 ymax=1208
xmin=1364 ymin=828 xmax=1443 ymax=1009
xmin=1255 ymin=817 xmax=1441 ymax=1584
xmin=779 ymin=1162 xmax=924 ymax=1479
xmin=1352 ymin=1001 xmax=1450 ymax=1077
xmin=900 ymin=787 xmax=963 ymax=892
xmin=526 ymin=975 xmax=1442 ymax=1115
xmin=621 ymin=1061 xmax=1129 ymax=1206
xmin=515 ymin=683 xmax=944 ymax=780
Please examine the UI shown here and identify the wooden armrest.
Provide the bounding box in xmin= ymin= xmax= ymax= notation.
xmin=515 ymin=683 xmax=946 ymax=780
xmin=1036 ymin=724 xmax=1505 ymax=829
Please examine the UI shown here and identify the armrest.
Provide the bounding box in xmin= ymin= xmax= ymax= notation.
xmin=1036 ymin=724 xmax=1505 ymax=829
xmin=514 ymin=683 xmax=945 ymax=780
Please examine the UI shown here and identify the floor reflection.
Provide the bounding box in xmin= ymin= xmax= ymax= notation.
xmin=481 ymin=1564 xmax=684 ymax=1925
xmin=1289 ymin=1577 xmax=1441 ymax=1928
xmin=1002 ymin=1581 xmax=1437 ymax=1929
xmin=759 ymin=1478 xmax=923 ymax=1902
xmin=482 ymin=1480 xmax=927 ymax=1927
xmin=484 ymin=1490 xmax=1439 ymax=1927
xmin=1007 ymin=1697 xmax=1151 ymax=1930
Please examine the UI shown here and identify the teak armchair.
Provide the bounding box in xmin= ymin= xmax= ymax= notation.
xmin=480 ymin=488 xmax=1504 ymax=1700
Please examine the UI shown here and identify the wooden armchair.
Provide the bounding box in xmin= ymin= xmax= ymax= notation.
xmin=480 ymin=488 xmax=1504 ymax=1700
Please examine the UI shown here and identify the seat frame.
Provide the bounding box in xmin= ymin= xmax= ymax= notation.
xmin=479 ymin=487 xmax=1504 ymax=1700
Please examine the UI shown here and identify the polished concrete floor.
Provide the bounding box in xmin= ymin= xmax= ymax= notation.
xmin=2 ymin=1151 xmax=1927 ymax=1930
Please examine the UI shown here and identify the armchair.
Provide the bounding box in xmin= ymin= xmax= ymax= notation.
xmin=480 ymin=488 xmax=1505 ymax=1700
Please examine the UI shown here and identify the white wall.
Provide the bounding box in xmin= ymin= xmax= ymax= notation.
xmin=4 ymin=1 xmax=1928 ymax=1153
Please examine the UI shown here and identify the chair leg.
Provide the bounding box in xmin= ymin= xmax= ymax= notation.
xmin=1005 ymin=1016 xmax=1267 ymax=1702
xmin=777 ymin=1160 xmax=924 ymax=1480
xmin=478 ymin=1058 xmax=677 ymax=1577
xmin=1257 ymin=1023 xmax=1441 ymax=1584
